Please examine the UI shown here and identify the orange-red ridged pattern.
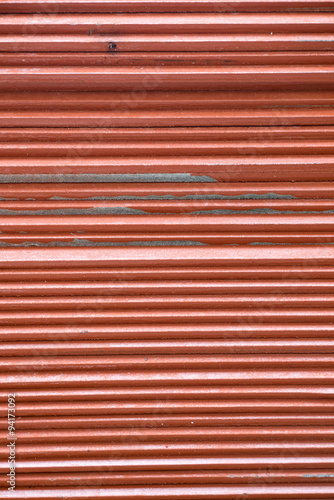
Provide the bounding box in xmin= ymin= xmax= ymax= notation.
xmin=1 ymin=0 xmax=334 ymax=498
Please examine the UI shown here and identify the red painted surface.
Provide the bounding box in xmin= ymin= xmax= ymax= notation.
xmin=0 ymin=0 xmax=334 ymax=498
